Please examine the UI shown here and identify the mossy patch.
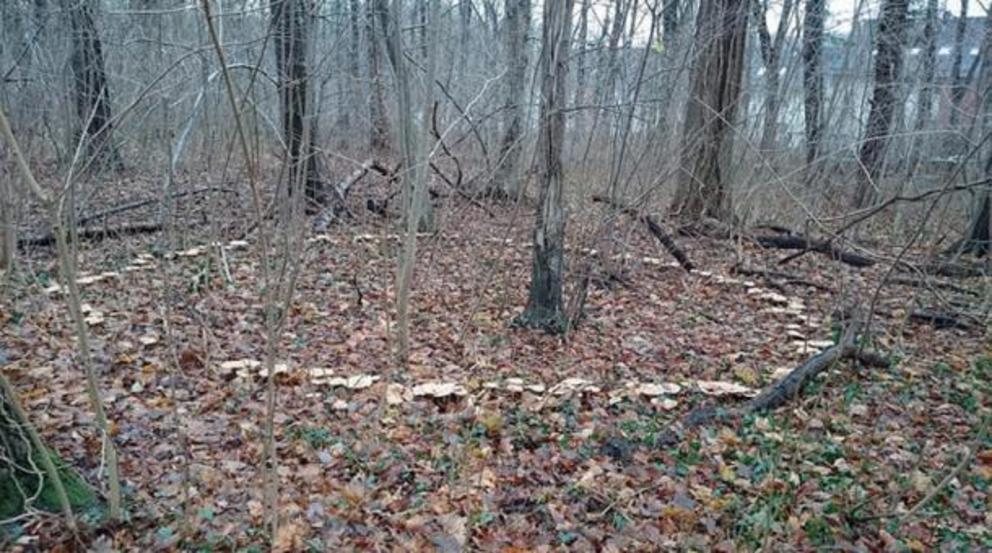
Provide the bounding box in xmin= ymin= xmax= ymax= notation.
xmin=0 ymin=446 xmax=98 ymax=519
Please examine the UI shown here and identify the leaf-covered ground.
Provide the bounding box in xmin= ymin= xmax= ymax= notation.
xmin=2 ymin=193 xmax=991 ymax=551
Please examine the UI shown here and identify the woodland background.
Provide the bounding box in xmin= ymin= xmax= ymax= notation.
xmin=0 ymin=0 xmax=991 ymax=550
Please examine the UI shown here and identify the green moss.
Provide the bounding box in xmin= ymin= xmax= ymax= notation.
xmin=0 ymin=447 xmax=97 ymax=519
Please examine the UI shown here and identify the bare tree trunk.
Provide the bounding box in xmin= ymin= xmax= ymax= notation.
xmin=65 ymin=0 xmax=122 ymax=171
xmin=670 ymin=0 xmax=749 ymax=223
xmin=516 ymin=0 xmax=573 ymax=333
xmin=753 ymin=0 xmax=793 ymax=151
xmin=367 ymin=0 xmax=391 ymax=156
xmin=272 ymin=0 xmax=321 ymax=207
xmin=854 ymin=0 xmax=908 ymax=208
xmin=389 ymin=0 xmax=439 ymax=362
xmin=802 ymin=0 xmax=825 ymax=164
xmin=573 ymin=0 xmax=590 ymax=109
xmin=907 ymin=0 xmax=938 ymax=174
xmin=347 ymin=0 xmax=364 ymax=135
xmin=379 ymin=0 xmax=434 ymax=232
xmin=950 ymin=0 xmax=970 ymax=127
xmin=490 ymin=0 xmax=530 ymax=198
xmin=0 ymin=176 xmax=13 ymax=275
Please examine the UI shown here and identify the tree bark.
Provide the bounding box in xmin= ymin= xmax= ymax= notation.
xmin=271 ymin=0 xmax=321 ymax=207
xmin=950 ymin=0 xmax=970 ymax=127
xmin=752 ymin=0 xmax=793 ymax=151
xmin=907 ymin=0 xmax=938 ymax=175
xmin=367 ymin=0 xmax=391 ymax=156
xmin=853 ymin=0 xmax=909 ymax=208
xmin=378 ymin=0 xmax=434 ymax=232
xmin=490 ymin=0 xmax=531 ymax=198
xmin=670 ymin=0 xmax=749 ymax=223
xmin=516 ymin=0 xmax=573 ymax=333
xmin=801 ymin=0 xmax=825 ymax=164
xmin=65 ymin=0 xmax=122 ymax=171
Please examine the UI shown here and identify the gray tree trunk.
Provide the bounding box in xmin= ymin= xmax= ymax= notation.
xmin=367 ymin=0 xmax=391 ymax=156
xmin=516 ymin=0 xmax=573 ymax=333
xmin=490 ymin=0 xmax=530 ymax=198
xmin=271 ymin=0 xmax=321 ymax=206
xmin=854 ymin=0 xmax=909 ymax=208
xmin=670 ymin=0 xmax=749 ymax=223
xmin=65 ymin=0 xmax=122 ymax=171
xmin=801 ymin=0 xmax=825 ymax=164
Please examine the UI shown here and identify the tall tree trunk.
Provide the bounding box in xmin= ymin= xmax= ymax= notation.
xmin=801 ymin=0 xmax=825 ymax=164
xmin=379 ymin=0 xmax=434 ymax=232
xmin=853 ymin=0 xmax=908 ymax=208
xmin=753 ymin=0 xmax=793 ymax=151
xmin=908 ymin=0 xmax=938 ymax=174
xmin=490 ymin=0 xmax=530 ymax=198
xmin=573 ymin=0 xmax=590 ymax=109
xmin=367 ymin=0 xmax=391 ymax=156
xmin=272 ymin=0 xmax=321 ymax=207
xmin=663 ymin=0 xmax=680 ymax=38
xmin=389 ymin=0 xmax=439 ymax=362
xmin=66 ymin=0 xmax=122 ymax=171
xmin=346 ymin=0 xmax=363 ymax=135
xmin=670 ymin=0 xmax=749 ymax=223
xmin=516 ymin=0 xmax=573 ymax=333
xmin=950 ymin=0 xmax=969 ymax=127
xmin=457 ymin=0 xmax=472 ymax=74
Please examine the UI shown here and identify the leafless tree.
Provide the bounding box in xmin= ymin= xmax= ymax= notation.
xmin=272 ymin=0 xmax=321 ymax=207
xmin=670 ymin=0 xmax=749 ymax=223
xmin=65 ymin=0 xmax=122 ymax=171
xmin=489 ymin=0 xmax=530 ymax=199
xmin=516 ymin=0 xmax=573 ymax=333
xmin=854 ymin=0 xmax=909 ymax=208
xmin=801 ymin=0 xmax=825 ymax=165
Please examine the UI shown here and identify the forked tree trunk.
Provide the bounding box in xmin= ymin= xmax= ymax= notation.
xmin=66 ymin=0 xmax=122 ymax=170
xmin=516 ymin=0 xmax=573 ymax=333
xmin=801 ymin=0 xmax=825 ymax=164
xmin=271 ymin=0 xmax=321 ymax=207
xmin=490 ymin=0 xmax=531 ymax=198
xmin=853 ymin=0 xmax=908 ymax=208
xmin=670 ymin=0 xmax=748 ymax=223
xmin=367 ymin=0 xmax=391 ymax=156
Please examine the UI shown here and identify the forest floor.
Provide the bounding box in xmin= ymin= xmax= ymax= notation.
xmin=1 ymin=182 xmax=991 ymax=551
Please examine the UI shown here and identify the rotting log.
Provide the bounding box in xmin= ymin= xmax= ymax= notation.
xmin=909 ymin=308 xmax=976 ymax=330
xmin=674 ymin=335 xmax=889 ymax=432
xmin=77 ymin=187 xmax=235 ymax=227
xmin=754 ymin=234 xmax=875 ymax=267
xmin=312 ymin=159 xmax=394 ymax=230
xmin=19 ymin=222 xmax=163 ymax=249
xmin=592 ymin=195 xmax=694 ymax=272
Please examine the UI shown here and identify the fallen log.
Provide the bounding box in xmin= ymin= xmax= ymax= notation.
xmin=674 ymin=343 xmax=890 ymax=431
xmin=77 ymin=186 xmax=234 ymax=226
xmin=312 ymin=159 xmax=394 ymax=231
xmin=591 ymin=195 xmax=694 ymax=272
xmin=19 ymin=222 xmax=163 ymax=248
xmin=754 ymin=235 xmax=875 ymax=268
xmin=909 ymin=309 xmax=976 ymax=330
